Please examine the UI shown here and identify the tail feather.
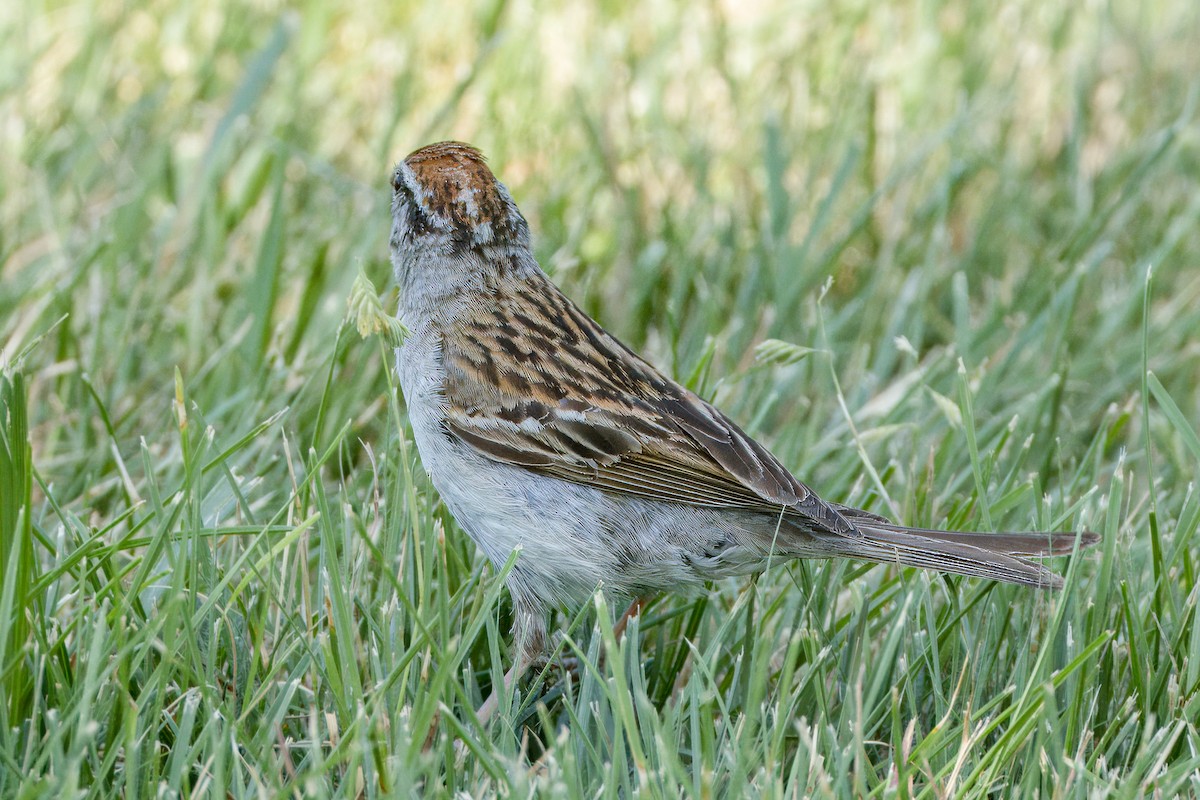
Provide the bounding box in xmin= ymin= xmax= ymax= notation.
xmin=831 ymin=518 xmax=1098 ymax=590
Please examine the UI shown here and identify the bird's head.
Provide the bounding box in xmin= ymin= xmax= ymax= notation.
xmin=390 ymin=141 xmax=530 ymax=255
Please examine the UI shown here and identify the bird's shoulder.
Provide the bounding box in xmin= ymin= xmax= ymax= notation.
xmin=433 ymin=276 xmax=854 ymax=536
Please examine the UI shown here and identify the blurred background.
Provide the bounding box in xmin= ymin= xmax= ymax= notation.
xmin=3 ymin=0 xmax=1200 ymax=795
xmin=4 ymin=0 xmax=1199 ymax=481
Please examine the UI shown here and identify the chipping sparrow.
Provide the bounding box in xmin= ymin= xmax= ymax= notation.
xmin=388 ymin=141 xmax=1096 ymax=717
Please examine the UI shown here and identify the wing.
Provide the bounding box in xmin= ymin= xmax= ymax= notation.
xmin=436 ymin=276 xmax=856 ymax=537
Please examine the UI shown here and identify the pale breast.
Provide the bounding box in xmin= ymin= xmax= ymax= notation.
xmin=394 ymin=330 xmax=780 ymax=607
xmin=395 ymin=331 xmax=610 ymax=604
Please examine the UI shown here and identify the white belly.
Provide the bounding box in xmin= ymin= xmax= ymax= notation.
xmin=394 ymin=331 xmax=772 ymax=607
xmin=395 ymin=334 xmax=614 ymax=605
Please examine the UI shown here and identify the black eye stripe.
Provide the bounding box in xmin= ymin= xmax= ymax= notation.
xmin=393 ymin=169 xmax=421 ymax=202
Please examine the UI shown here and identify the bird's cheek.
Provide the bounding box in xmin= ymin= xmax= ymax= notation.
xmin=390 ymin=215 xmax=416 ymax=257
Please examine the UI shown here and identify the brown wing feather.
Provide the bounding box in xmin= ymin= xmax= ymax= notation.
xmin=438 ymin=275 xmax=856 ymax=537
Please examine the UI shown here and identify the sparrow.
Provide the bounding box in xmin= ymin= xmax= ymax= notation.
xmin=387 ymin=141 xmax=1097 ymax=718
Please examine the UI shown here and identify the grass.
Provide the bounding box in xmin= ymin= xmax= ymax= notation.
xmin=3 ymin=0 xmax=1200 ymax=796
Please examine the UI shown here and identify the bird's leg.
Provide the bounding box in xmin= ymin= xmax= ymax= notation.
xmin=474 ymin=661 xmax=526 ymax=725
xmin=529 ymin=595 xmax=653 ymax=696
xmin=612 ymin=595 xmax=652 ymax=641
xmin=475 ymin=595 xmax=652 ymax=724
xmin=475 ymin=594 xmax=546 ymax=725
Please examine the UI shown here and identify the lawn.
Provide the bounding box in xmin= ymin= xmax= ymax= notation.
xmin=3 ymin=0 xmax=1200 ymax=796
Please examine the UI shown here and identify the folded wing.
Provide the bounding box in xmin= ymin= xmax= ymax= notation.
xmin=437 ymin=276 xmax=855 ymax=536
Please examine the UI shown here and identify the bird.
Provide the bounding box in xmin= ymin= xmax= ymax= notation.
xmin=387 ymin=141 xmax=1097 ymax=720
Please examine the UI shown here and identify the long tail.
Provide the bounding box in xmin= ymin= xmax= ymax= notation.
xmin=829 ymin=509 xmax=1099 ymax=589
